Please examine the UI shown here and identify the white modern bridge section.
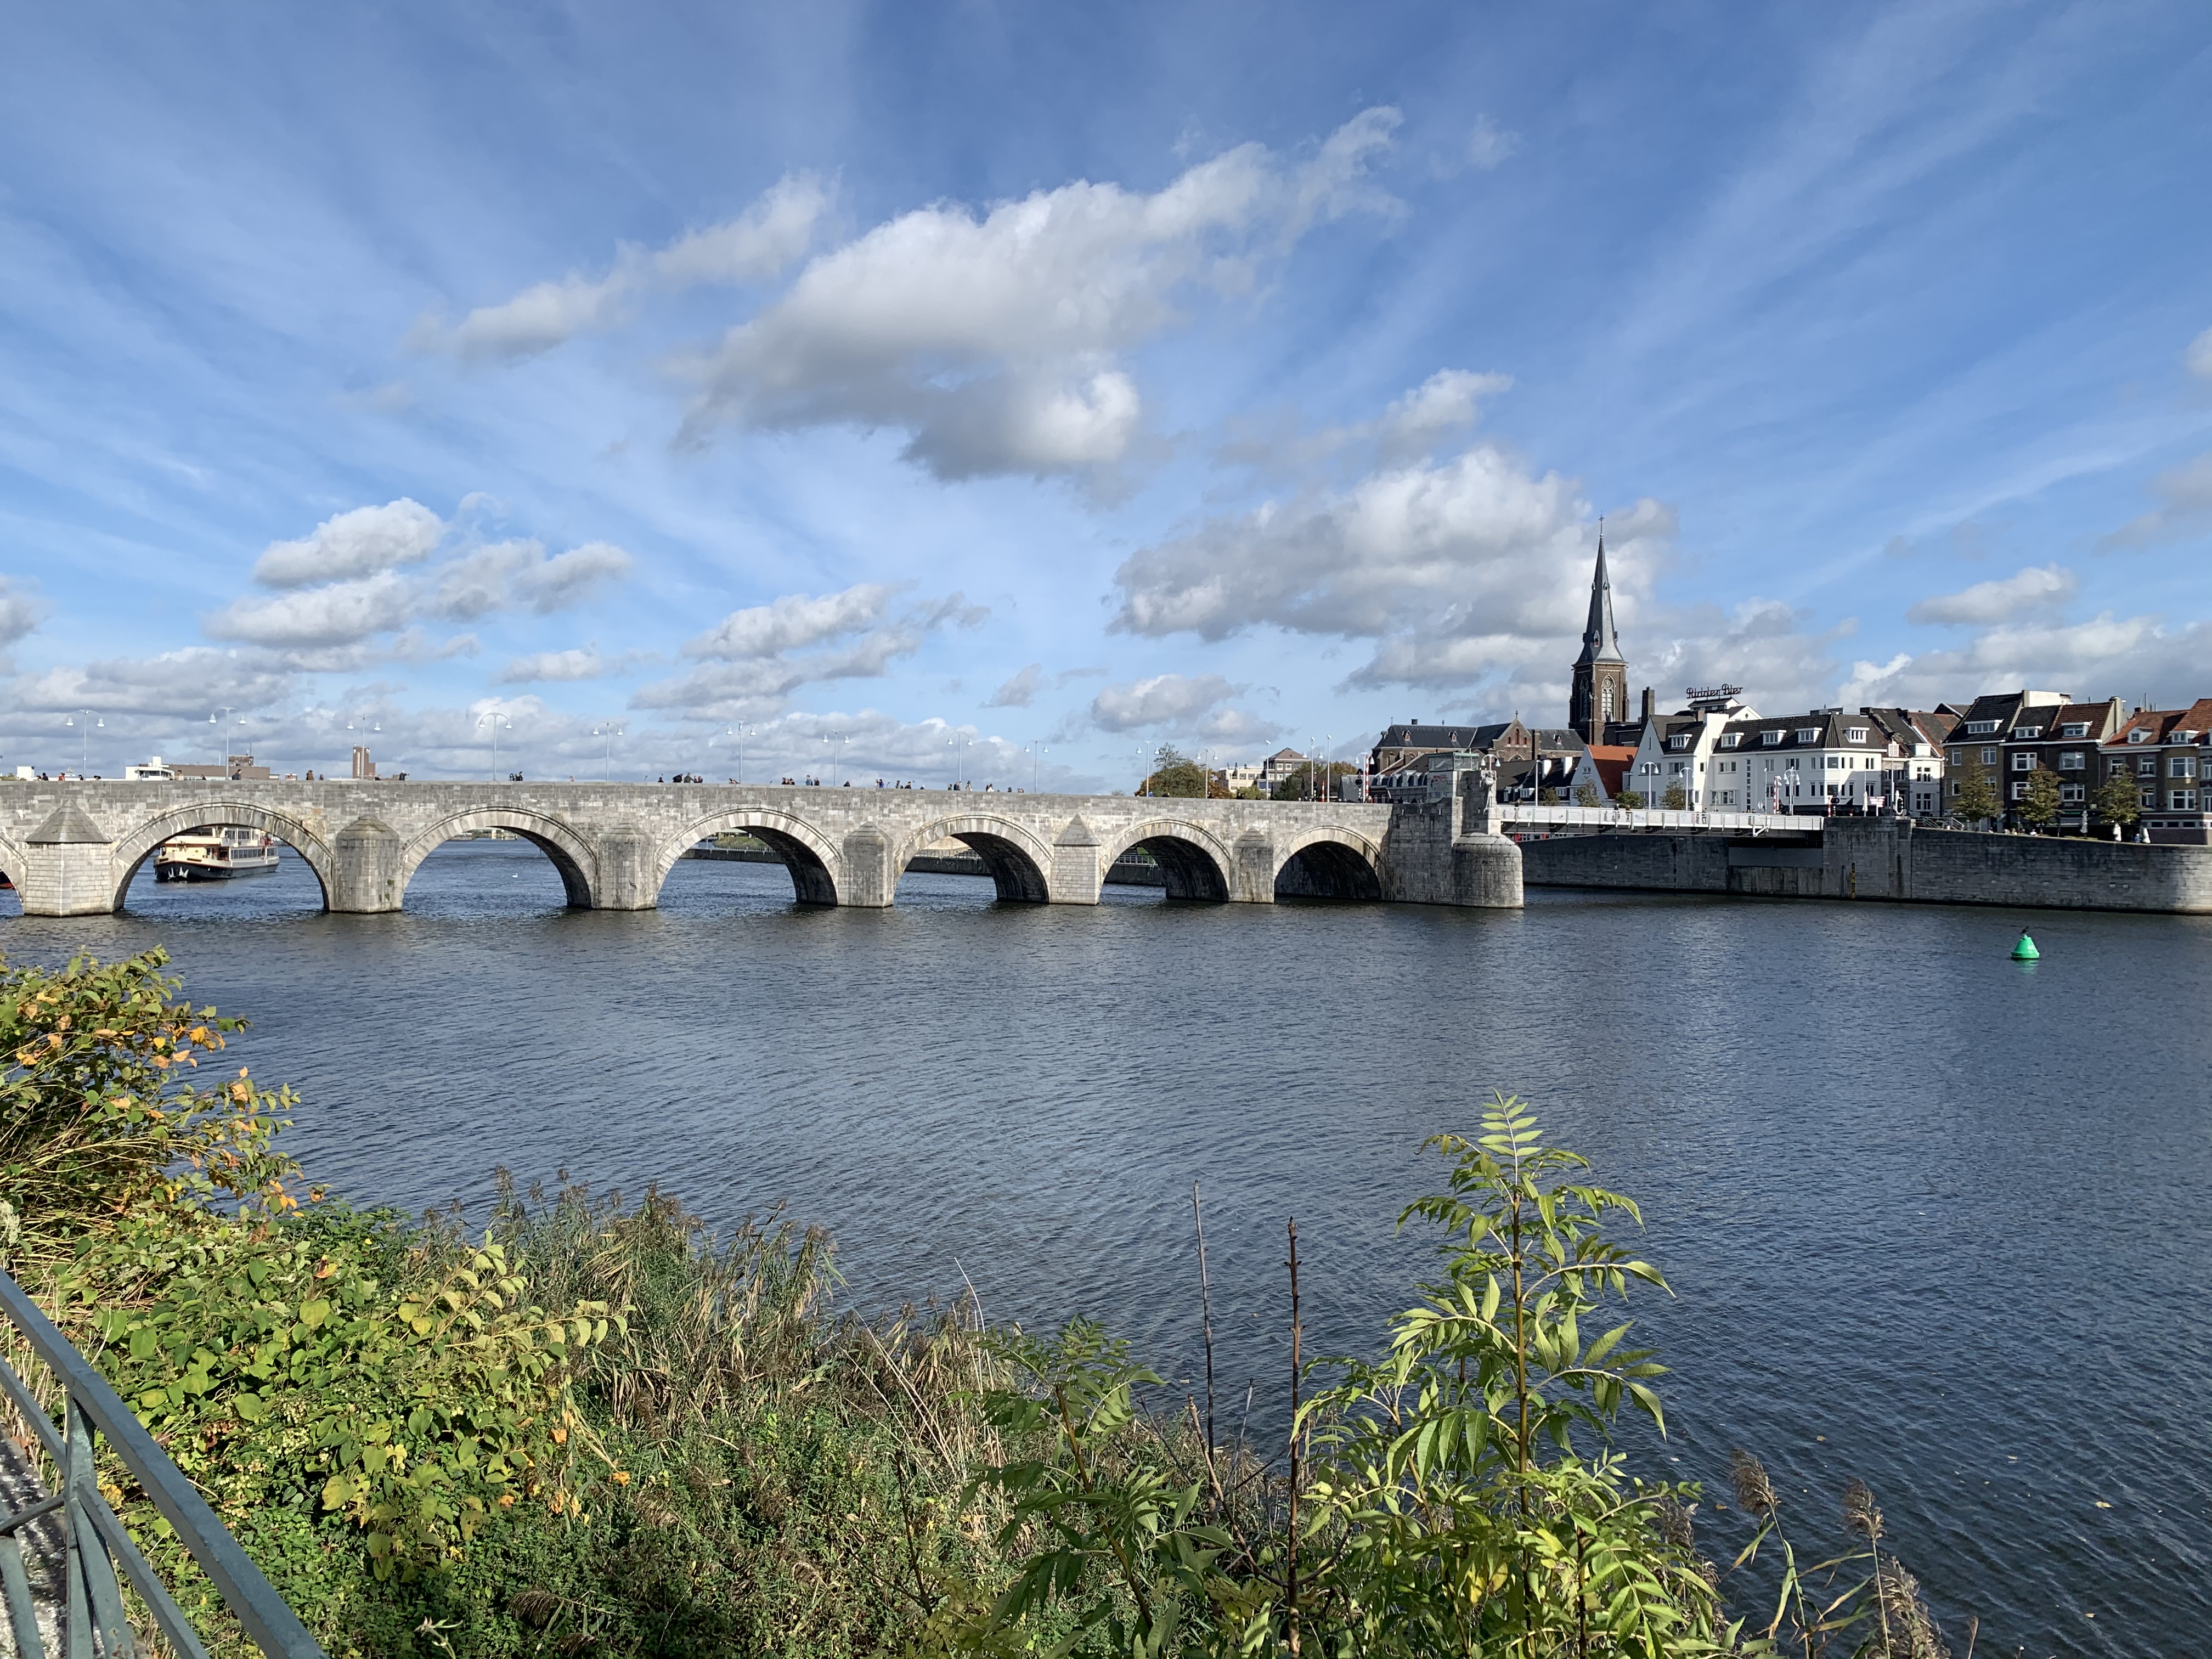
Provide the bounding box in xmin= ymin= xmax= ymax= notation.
xmin=0 ymin=779 xmax=1525 ymax=917
xmin=1494 ymin=803 xmax=1813 ymax=835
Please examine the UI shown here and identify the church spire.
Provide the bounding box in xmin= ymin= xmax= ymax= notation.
xmin=1575 ymin=523 xmax=1623 ymax=667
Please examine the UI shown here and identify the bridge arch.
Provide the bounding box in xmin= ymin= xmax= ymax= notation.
xmin=109 ymin=802 xmax=337 ymax=912
xmin=1273 ymin=825 xmax=1385 ymax=901
xmin=655 ymin=809 xmax=843 ymax=906
xmin=0 ymin=833 xmax=29 ymax=909
xmin=889 ymin=814 xmax=1057 ymax=904
xmin=1097 ymin=818 xmax=1235 ymax=902
xmin=397 ymin=809 xmax=599 ymax=909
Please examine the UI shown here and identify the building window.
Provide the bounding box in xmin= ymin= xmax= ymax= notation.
xmin=2012 ymin=726 xmax=2044 ymax=740
xmin=2138 ymin=758 xmax=2158 ymax=776
xmin=1719 ymin=732 xmax=1741 ymax=748
xmin=2171 ymin=791 xmax=2200 ymax=810
xmin=2012 ymin=754 xmax=2034 ymax=771
xmin=1967 ymin=720 xmax=2001 ymax=734
xmin=2060 ymin=785 xmax=2085 ymax=803
xmin=2061 ymin=723 xmax=2090 ymax=737
xmin=2141 ymin=790 xmax=2156 ymax=808
xmin=2171 ymin=756 xmax=2199 ymax=778
xmin=1601 ymin=684 xmax=1614 ymax=719
xmin=1763 ymin=730 xmax=1783 ymax=746
xmin=2058 ymin=752 xmax=2085 ymax=770
xmin=2011 ymin=781 xmax=2029 ymax=800
xmin=1846 ymin=726 xmax=1869 ymax=743
xmin=1795 ymin=727 xmax=1821 ymax=743
xmin=1946 ymin=748 xmax=1962 ymax=766
xmin=1981 ymin=747 xmax=2000 ymax=764
xmin=2129 ymin=729 xmax=2149 ymax=743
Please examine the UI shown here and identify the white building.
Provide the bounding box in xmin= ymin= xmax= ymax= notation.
xmin=1625 ymin=696 xmax=1951 ymax=814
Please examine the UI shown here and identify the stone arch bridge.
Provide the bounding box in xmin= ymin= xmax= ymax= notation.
xmin=0 ymin=780 xmax=1521 ymax=916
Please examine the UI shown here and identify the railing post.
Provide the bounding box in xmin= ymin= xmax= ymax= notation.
xmin=0 ymin=1270 xmax=323 ymax=1658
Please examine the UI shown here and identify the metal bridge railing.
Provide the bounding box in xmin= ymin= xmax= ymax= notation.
xmin=0 ymin=1268 xmax=324 ymax=1658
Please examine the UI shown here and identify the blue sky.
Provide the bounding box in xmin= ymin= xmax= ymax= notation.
xmin=3 ymin=1 xmax=2208 ymax=785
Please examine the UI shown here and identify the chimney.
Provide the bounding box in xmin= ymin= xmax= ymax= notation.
xmin=1640 ymin=686 xmax=1656 ymax=723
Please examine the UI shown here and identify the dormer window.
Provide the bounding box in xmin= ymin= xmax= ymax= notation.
xmin=2176 ymin=731 xmax=2200 ymax=745
xmin=1966 ymin=720 xmax=2001 ymax=734
xmin=1846 ymin=726 xmax=1868 ymax=744
xmin=1719 ymin=732 xmax=1742 ymax=748
xmin=1670 ymin=733 xmax=1691 ymax=750
xmin=2061 ymin=723 xmax=2090 ymax=737
xmin=2129 ymin=729 xmax=2149 ymax=744
xmin=2011 ymin=727 xmax=2043 ymax=740
xmin=1762 ymin=730 xmax=1782 ymax=746
xmin=1795 ymin=727 xmax=1821 ymax=743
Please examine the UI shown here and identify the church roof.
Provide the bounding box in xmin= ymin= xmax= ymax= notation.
xmin=1573 ymin=534 xmax=1624 ymax=668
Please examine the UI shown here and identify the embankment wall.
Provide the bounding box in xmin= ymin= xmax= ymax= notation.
xmin=1520 ymin=820 xmax=2212 ymax=914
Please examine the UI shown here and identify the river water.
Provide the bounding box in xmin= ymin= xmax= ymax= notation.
xmin=7 ymin=840 xmax=2207 ymax=1656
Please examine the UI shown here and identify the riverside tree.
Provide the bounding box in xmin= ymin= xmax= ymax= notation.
xmin=2018 ymin=766 xmax=2062 ymax=831
xmin=2095 ymin=767 xmax=2143 ymax=831
xmin=1139 ymin=746 xmax=1212 ymax=798
xmin=1948 ymin=756 xmax=2000 ymax=825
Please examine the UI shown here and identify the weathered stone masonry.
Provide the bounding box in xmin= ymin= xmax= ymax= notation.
xmin=0 ymin=779 xmax=1525 ymax=917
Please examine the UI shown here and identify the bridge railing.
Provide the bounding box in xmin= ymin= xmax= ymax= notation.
xmin=1494 ymin=803 xmax=1811 ymax=834
xmin=0 ymin=1268 xmax=324 ymax=1658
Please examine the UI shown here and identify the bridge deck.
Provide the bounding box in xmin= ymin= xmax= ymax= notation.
xmin=1496 ymin=803 xmax=1814 ymax=834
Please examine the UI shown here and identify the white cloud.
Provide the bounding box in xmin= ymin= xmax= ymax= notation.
xmin=1839 ymin=612 xmax=2212 ymax=710
xmin=1906 ymin=562 xmax=2077 ymax=625
xmin=1464 ymin=115 xmax=1522 ymax=172
xmin=417 ymin=174 xmax=831 ymax=362
xmin=251 ymin=498 xmax=444 ymax=588
xmin=430 ymin=539 xmax=634 ymax=620
xmin=987 ymin=662 xmax=1042 ymax=707
xmin=1380 ymin=369 xmax=1512 ymax=446
xmin=208 ymin=538 xmax=629 ymax=648
xmin=0 ymin=576 xmax=48 ymax=668
xmin=2187 ymin=326 xmax=2212 ymax=381
xmin=2098 ymin=451 xmax=2212 ymax=549
xmin=206 ymin=571 xmax=416 ymax=647
xmin=651 ymin=175 xmax=833 ymax=286
xmin=684 ymin=583 xmax=898 ymax=659
xmin=634 ymin=583 xmax=983 ymax=721
xmin=1632 ymin=599 xmax=1846 ymax=718
xmin=499 ymin=645 xmax=630 ymax=684
xmin=1116 ymin=379 xmax=1674 ymax=703
xmin=12 ymin=647 xmax=296 ymax=718
xmin=1087 ymin=672 xmax=1279 ymax=742
xmin=674 ymin=110 xmax=1402 ymax=479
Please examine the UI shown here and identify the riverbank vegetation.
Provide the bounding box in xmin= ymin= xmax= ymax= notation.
xmin=3 ymin=951 xmax=1962 ymax=1656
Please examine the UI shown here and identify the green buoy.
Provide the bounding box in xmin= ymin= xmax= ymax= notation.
xmin=2011 ymin=930 xmax=2040 ymax=961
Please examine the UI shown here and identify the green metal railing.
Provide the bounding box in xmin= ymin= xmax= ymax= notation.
xmin=0 ymin=1269 xmax=323 ymax=1658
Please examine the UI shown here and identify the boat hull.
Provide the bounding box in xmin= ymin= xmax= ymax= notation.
xmin=155 ymin=856 xmax=279 ymax=882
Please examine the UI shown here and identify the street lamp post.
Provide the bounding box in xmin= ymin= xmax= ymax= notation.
xmin=591 ymin=722 xmax=623 ymax=782
xmin=477 ymin=710 xmax=512 ymax=781
xmin=64 ymin=709 xmax=103 ymax=777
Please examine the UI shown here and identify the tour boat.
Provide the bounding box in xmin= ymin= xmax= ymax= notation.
xmin=154 ymin=827 xmax=280 ymax=881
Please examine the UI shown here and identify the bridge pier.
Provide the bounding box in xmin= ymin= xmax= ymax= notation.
xmin=330 ymin=817 xmax=403 ymax=913
xmin=21 ymin=806 xmax=115 ymax=917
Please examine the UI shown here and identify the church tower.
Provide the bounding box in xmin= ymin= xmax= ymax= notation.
xmin=1568 ymin=531 xmax=1630 ymax=745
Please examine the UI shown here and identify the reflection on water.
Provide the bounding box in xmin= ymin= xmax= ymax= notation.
xmin=7 ymin=838 xmax=2209 ymax=1652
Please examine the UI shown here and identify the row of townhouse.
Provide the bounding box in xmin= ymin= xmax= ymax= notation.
xmin=1941 ymin=692 xmax=2212 ymax=838
xmin=1355 ymin=689 xmax=2212 ymax=843
xmin=1602 ymin=692 xmax=1950 ymax=815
